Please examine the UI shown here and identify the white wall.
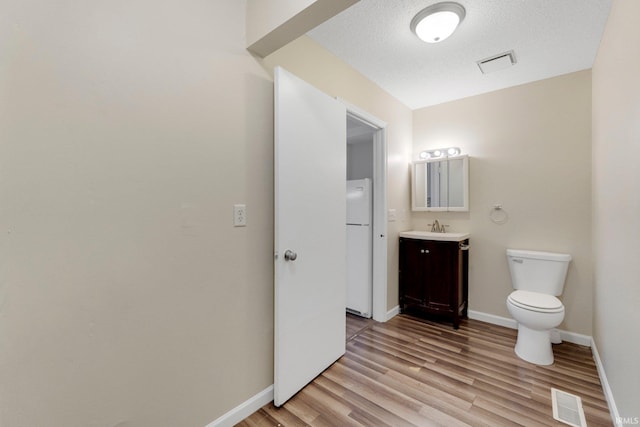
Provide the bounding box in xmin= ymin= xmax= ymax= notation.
xmin=412 ymin=71 xmax=593 ymax=334
xmin=592 ymin=0 xmax=640 ymax=420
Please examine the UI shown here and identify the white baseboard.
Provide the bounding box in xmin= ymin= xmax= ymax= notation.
xmin=387 ymin=305 xmax=400 ymax=321
xmin=468 ymin=310 xmax=518 ymax=329
xmin=558 ymin=329 xmax=592 ymax=347
xmin=205 ymin=385 xmax=273 ymax=427
xmin=591 ymin=339 xmax=621 ymax=427
xmin=467 ymin=310 xmax=592 ymax=347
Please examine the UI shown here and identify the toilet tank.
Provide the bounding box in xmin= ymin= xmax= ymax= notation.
xmin=506 ymin=249 xmax=572 ymax=296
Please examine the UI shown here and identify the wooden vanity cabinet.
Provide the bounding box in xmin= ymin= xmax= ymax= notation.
xmin=399 ymin=237 xmax=469 ymax=328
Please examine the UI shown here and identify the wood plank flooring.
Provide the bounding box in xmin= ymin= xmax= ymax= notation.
xmin=237 ymin=314 xmax=612 ymax=426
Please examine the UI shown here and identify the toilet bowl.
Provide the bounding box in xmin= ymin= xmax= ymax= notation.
xmin=507 ymin=290 xmax=565 ymax=365
xmin=505 ymin=249 xmax=571 ymax=365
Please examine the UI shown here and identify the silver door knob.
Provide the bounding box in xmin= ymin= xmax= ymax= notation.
xmin=284 ymin=250 xmax=297 ymax=261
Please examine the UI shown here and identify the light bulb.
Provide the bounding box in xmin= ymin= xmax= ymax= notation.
xmin=414 ymin=11 xmax=460 ymax=43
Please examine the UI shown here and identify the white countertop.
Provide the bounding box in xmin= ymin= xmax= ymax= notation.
xmin=399 ymin=230 xmax=470 ymax=242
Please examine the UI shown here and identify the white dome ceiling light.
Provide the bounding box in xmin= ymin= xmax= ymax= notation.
xmin=411 ymin=2 xmax=466 ymax=44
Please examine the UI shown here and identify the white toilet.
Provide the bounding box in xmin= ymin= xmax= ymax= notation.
xmin=506 ymin=248 xmax=572 ymax=365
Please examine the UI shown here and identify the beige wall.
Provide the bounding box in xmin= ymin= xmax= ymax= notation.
xmin=0 ymin=1 xmax=275 ymax=425
xmin=592 ymin=0 xmax=640 ymax=419
xmin=262 ymin=35 xmax=413 ymax=311
xmin=7 ymin=0 xmax=633 ymax=424
xmin=412 ymin=71 xmax=593 ymax=335
xmin=0 ymin=2 xmax=411 ymax=426
xmin=246 ymin=0 xmax=358 ymax=56
xmin=247 ymin=0 xmax=315 ymax=43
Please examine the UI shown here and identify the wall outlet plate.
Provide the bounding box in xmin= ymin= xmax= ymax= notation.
xmin=234 ymin=204 xmax=246 ymax=227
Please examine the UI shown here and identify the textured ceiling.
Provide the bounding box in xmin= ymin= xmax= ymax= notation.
xmin=308 ymin=0 xmax=612 ymax=109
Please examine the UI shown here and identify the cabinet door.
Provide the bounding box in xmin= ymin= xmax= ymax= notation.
xmin=424 ymin=241 xmax=456 ymax=311
xmin=399 ymin=238 xmax=425 ymax=306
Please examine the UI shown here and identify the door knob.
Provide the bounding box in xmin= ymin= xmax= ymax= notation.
xmin=284 ymin=250 xmax=298 ymax=261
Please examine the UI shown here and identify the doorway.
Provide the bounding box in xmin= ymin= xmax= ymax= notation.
xmin=343 ymin=101 xmax=387 ymax=323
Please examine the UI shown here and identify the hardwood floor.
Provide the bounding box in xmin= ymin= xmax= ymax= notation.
xmin=237 ymin=314 xmax=612 ymax=426
xmin=346 ymin=313 xmax=377 ymax=341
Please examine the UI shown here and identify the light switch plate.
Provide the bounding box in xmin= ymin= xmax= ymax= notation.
xmin=388 ymin=209 xmax=396 ymax=222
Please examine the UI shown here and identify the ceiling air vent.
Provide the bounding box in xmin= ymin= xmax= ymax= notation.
xmin=551 ymin=388 xmax=587 ymax=427
xmin=477 ymin=50 xmax=517 ymax=74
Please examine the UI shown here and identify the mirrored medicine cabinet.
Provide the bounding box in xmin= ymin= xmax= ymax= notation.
xmin=412 ymin=155 xmax=469 ymax=212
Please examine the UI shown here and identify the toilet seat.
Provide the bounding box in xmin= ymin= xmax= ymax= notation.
xmin=508 ymin=290 xmax=563 ymax=313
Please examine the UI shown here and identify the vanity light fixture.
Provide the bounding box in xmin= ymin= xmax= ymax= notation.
xmin=411 ymin=2 xmax=466 ymax=44
xmin=419 ymin=147 xmax=461 ymax=159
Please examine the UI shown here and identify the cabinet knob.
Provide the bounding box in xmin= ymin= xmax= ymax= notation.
xmin=420 ymin=249 xmax=430 ymax=254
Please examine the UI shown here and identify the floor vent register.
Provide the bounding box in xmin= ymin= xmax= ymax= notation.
xmin=551 ymin=388 xmax=587 ymax=427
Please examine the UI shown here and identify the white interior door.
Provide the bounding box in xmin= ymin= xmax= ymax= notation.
xmin=274 ymin=67 xmax=347 ymax=406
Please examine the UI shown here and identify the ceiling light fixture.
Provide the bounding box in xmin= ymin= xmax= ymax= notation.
xmin=411 ymin=2 xmax=466 ymax=44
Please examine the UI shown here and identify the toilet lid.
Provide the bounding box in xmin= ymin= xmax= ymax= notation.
xmin=509 ymin=290 xmax=563 ymax=311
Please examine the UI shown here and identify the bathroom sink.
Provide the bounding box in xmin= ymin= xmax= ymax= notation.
xmin=399 ymin=230 xmax=470 ymax=242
